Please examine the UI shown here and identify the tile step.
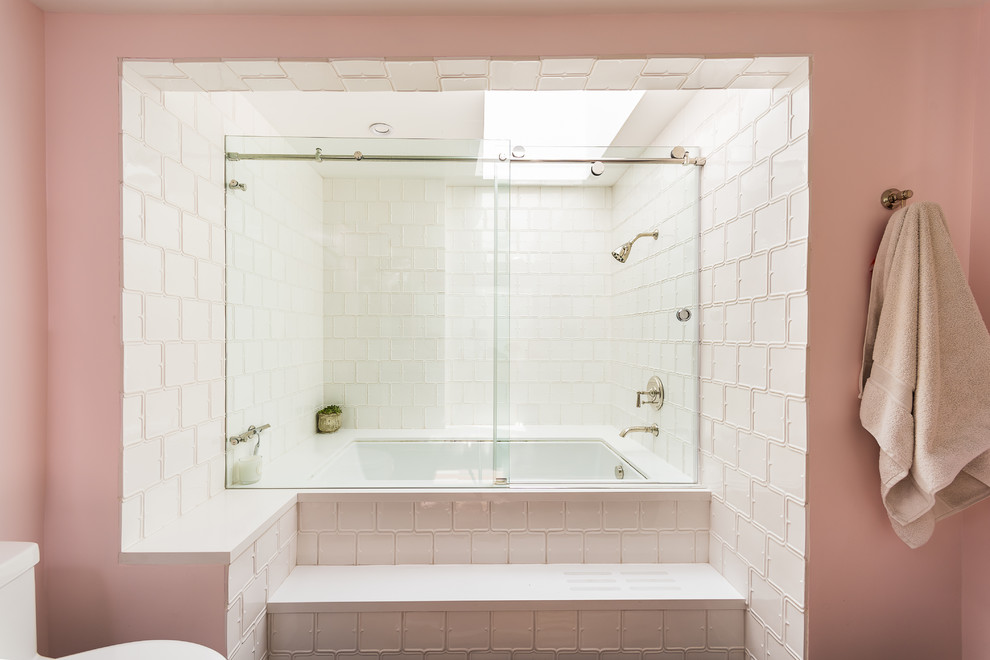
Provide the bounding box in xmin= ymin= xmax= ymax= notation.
xmin=268 ymin=563 xmax=744 ymax=612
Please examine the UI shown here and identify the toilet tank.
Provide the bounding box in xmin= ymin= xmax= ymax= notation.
xmin=0 ymin=542 xmax=41 ymax=660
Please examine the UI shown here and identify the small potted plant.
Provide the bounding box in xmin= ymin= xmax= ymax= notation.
xmin=317 ymin=405 xmax=343 ymax=433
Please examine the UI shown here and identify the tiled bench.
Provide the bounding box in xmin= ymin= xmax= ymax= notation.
xmin=268 ymin=563 xmax=745 ymax=659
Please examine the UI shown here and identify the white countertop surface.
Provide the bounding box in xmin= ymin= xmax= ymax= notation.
xmin=269 ymin=562 xmax=744 ymax=612
xmin=120 ymin=489 xmax=297 ymax=565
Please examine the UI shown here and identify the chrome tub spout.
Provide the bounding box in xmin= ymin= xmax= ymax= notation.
xmin=618 ymin=424 xmax=659 ymax=438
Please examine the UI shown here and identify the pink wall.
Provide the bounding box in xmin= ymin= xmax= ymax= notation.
xmin=800 ymin=13 xmax=976 ymax=660
xmin=970 ymin=4 xmax=990 ymax=327
xmin=0 ymin=0 xmax=48 ymax=649
xmin=962 ymin=500 xmax=990 ymax=660
xmin=39 ymin=8 xmax=987 ymax=659
xmin=42 ymin=13 xmax=227 ymax=656
xmin=1 ymin=0 xmax=47 ymax=546
xmin=962 ymin=6 xmax=990 ymax=660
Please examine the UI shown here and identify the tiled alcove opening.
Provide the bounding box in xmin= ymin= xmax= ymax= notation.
xmin=120 ymin=56 xmax=808 ymax=660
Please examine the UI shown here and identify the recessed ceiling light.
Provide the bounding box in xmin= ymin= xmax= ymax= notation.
xmin=369 ymin=122 xmax=392 ymax=136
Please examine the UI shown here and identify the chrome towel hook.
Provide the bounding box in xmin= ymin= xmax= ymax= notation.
xmin=881 ymin=188 xmax=913 ymax=209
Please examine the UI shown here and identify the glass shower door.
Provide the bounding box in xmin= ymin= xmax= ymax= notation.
xmin=223 ymin=135 xmax=511 ymax=488
xmin=501 ymin=145 xmax=701 ymax=486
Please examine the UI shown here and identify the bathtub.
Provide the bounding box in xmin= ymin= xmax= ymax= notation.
xmin=234 ymin=425 xmax=694 ymax=488
xmin=312 ymin=438 xmax=646 ymax=486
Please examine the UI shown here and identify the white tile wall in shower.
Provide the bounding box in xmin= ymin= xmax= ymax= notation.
xmin=120 ymin=81 xmax=279 ymax=544
xmin=225 ymin=152 xmax=325 ymax=474
xmin=322 ymin=177 xmax=448 ymax=429
xmin=653 ymin=79 xmax=809 ymax=660
xmin=269 ymin=608 xmax=745 ymax=659
xmin=323 ymin=174 xmax=702 ymax=452
xmin=445 ymin=186 xmax=614 ymax=427
xmin=443 ymin=185 xmax=497 ymax=427
xmin=227 ymin=504 xmax=299 ymax=660
xmin=295 ymin=498 xmax=710 ymax=566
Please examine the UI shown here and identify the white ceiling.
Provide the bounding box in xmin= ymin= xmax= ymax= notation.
xmin=242 ymin=90 xmax=692 ymax=144
xmin=244 ymin=91 xmax=488 ymax=140
xmin=30 ymin=0 xmax=987 ymax=13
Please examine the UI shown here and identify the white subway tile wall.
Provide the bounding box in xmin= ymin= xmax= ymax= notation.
xmin=296 ymin=499 xmax=710 ymax=566
xmin=446 ymin=186 xmax=614 ymax=428
xmin=323 ymin=176 xmax=696 ymax=446
xmin=654 ymin=84 xmax=808 ymax=660
xmin=512 ymin=186 xmax=611 ymax=428
xmin=227 ymin=504 xmax=299 ymax=659
xmin=121 ymin=83 xmax=281 ymax=544
xmin=444 ymin=186 xmax=498 ymax=427
xmin=269 ymin=608 xmax=745 ymax=659
xmin=323 ymin=177 xmax=450 ymax=429
xmin=225 ymin=152 xmax=325 ymax=472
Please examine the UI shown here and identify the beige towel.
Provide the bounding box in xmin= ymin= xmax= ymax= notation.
xmin=860 ymin=201 xmax=990 ymax=548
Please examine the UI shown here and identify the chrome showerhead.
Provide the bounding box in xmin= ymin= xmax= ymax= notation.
xmin=611 ymin=231 xmax=658 ymax=263
xmin=612 ymin=242 xmax=633 ymax=263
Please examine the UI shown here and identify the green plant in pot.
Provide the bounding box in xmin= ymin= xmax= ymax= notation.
xmin=317 ymin=405 xmax=343 ymax=433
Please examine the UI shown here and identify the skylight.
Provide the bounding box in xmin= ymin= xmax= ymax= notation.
xmin=481 ymin=90 xmax=646 ymax=183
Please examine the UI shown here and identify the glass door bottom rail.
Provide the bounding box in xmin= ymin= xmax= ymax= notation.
xmin=230 ymin=425 xmax=695 ymax=489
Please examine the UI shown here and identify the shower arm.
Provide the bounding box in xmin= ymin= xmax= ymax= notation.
xmin=631 ymin=231 xmax=658 ymax=244
xmin=621 ymin=231 xmax=659 ymax=251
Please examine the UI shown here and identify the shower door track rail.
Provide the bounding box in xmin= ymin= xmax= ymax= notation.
xmin=224 ymin=148 xmax=706 ymax=166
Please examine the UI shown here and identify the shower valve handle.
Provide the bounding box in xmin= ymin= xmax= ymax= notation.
xmin=635 ymin=377 xmax=665 ymax=411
